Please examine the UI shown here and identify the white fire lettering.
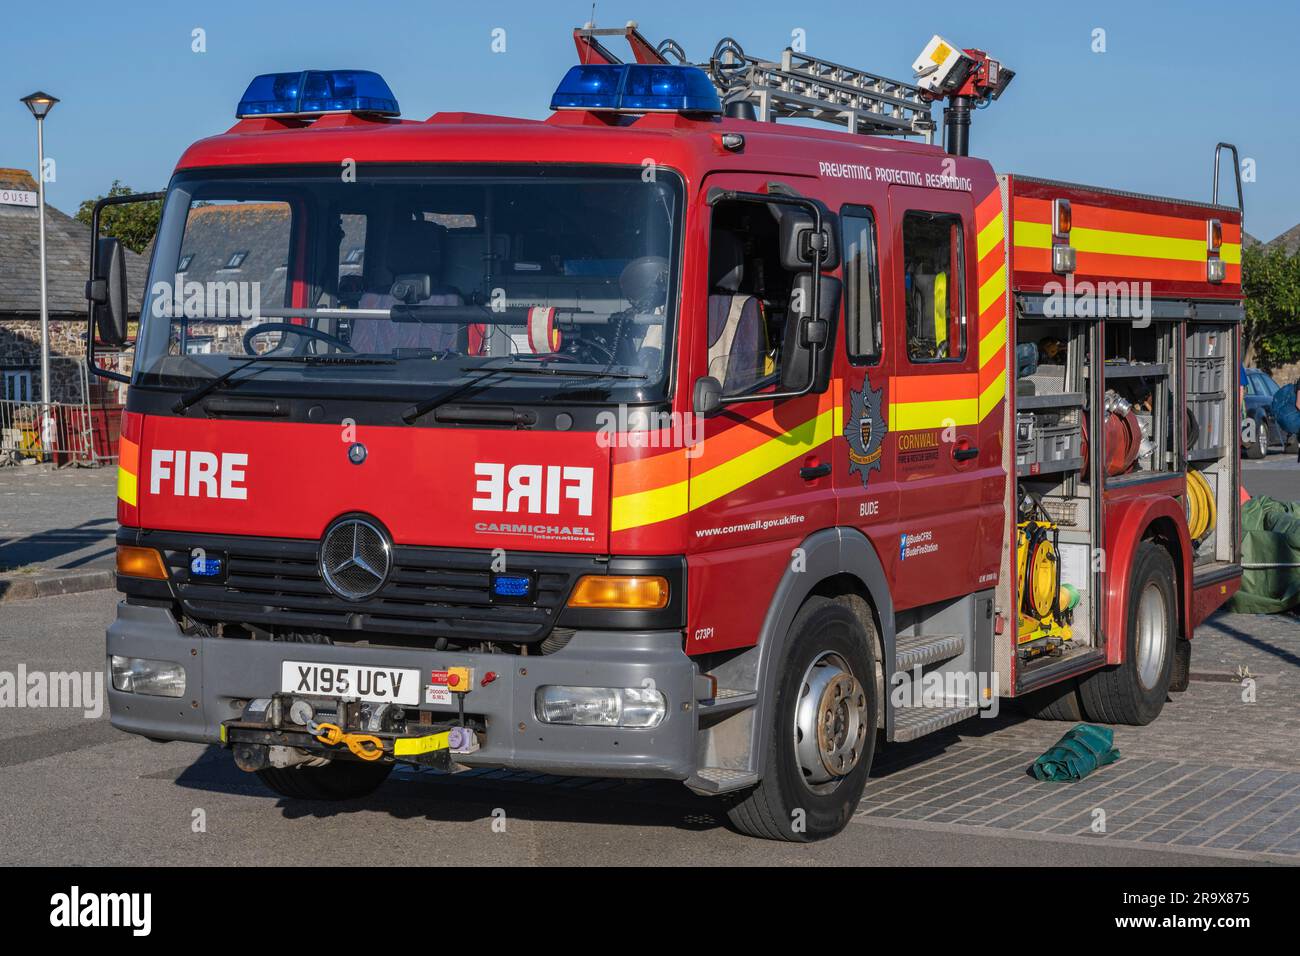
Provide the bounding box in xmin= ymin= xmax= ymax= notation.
xmin=149 ymin=449 xmax=248 ymax=500
xmin=472 ymin=463 xmax=592 ymax=517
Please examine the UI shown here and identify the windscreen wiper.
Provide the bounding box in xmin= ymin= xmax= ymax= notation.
xmin=171 ymin=354 xmax=395 ymax=413
xmin=402 ymin=360 xmax=646 ymax=424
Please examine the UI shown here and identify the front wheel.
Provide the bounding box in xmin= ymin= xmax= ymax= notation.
xmin=1079 ymin=541 xmax=1177 ymax=725
xmin=726 ymin=596 xmax=878 ymax=842
xmin=256 ymin=758 xmax=393 ymax=800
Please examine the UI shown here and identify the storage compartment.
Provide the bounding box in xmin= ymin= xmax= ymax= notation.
xmin=1016 ymin=406 xmax=1084 ymax=476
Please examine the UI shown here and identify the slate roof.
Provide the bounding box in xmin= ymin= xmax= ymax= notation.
xmin=0 ymin=168 xmax=149 ymax=317
xmin=1265 ymin=223 xmax=1300 ymax=257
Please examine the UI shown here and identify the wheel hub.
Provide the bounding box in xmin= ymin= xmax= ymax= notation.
xmin=794 ymin=653 xmax=868 ymax=788
xmin=1135 ymin=582 xmax=1168 ymax=691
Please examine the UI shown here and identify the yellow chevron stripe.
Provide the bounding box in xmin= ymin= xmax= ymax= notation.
xmin=117 ymin=467 xmax=138 ymax=507
xmin=977 ymin=211 xmax=1004 ymax=261
xmin=978 ymin=263 xmax=1007 ymax=317
xmin=978 ymin=368 xmax=1007 ymax=419
xmin=979 ymin=317 xmax=1007 ymax=369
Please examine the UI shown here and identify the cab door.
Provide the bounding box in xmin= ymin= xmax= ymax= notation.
xmin=835 ymin=203 xmax=898 ymax=544
xmin=684 ymin=174 xmax=841 ymax=654
xmin=883 ymin=186 xmax=986 ymax=610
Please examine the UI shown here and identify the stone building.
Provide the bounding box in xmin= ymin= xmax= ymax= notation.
xmin=0 ymin=168 xmax=147 ymax=406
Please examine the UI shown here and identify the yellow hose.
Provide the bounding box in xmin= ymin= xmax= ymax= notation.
xmin=1186 ymin=470 xmax=1216 ymax=541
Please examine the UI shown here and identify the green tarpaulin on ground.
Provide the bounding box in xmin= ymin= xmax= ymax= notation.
xmin=1227 ymin=495 xmax=1300 ymax=615
xmin=1031 ymin=724 xmax=1120 ymax=782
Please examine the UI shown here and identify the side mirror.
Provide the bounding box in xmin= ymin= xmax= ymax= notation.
xmin=87 ymin=237 xmax=129 ymax=347
xmin=780 ymin=275 xmax=842 ymax=393
xmin=693 ymin=375 xmax=723 ymax=417
xmin=776 ymin=206 xmax=839 ymax=272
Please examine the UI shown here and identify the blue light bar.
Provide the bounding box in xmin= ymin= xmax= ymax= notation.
xmin=236 ymin=70 xmax=399 ymax=118
xmin=550 ymin=64 xmax=721 ymax=115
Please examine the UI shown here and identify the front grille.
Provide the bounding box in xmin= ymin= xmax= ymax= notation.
xmin=143 ymin=532 xmax=600 ymax=644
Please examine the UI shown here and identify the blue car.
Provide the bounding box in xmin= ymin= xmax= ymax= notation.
xmin=1242 ymin=368 xmax=1298 ymax=459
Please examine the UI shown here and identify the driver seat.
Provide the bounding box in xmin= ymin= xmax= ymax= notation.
xmin=351 ymin=217 xmax=463 ymax=353
xmin=707 ymin=232 xmax=765 ymax=395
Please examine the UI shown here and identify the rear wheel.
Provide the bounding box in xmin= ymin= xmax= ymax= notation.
xmin=256 ymin=759 xmax=393 ymax=800
xmin=726 ymin=596 xmax=878 ymax=842
xmin=1079 ymin=542 xmax=1176 ymax=725
xmin=1016 ymin=679 xmax=1085 ymax=721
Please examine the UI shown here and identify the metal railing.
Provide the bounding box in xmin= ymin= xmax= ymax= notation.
xmin=0 ymin=359 xmax=123 ymax=467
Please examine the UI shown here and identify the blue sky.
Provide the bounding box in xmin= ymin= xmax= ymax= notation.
xmin=2 ymin=0 xmax=1296 ymax=241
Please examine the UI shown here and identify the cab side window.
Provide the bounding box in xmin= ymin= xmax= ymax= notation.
xmin=706 ymin=200 xmax=799 ymax=396
xmin=902 ymin=211 xmax=966 ymax=363
xmin=841 ymin=208 xmax=881 ymax=364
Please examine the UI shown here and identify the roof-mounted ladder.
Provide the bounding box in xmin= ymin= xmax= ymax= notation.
xmin=704 ymin=38 xmax=936 ymax=142
xmin=570 ymin=24 xmax=938 ymax=143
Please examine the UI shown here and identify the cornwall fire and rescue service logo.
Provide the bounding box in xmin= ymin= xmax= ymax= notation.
xmin=846 ymin=381 xmax=887 ymax=486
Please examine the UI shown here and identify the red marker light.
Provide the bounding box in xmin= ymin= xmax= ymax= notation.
xmin=482 ymin=671 xmax=498 ymax=686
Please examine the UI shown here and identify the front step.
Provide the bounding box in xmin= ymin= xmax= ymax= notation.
xmin=894 ymin=633 xmax=965 ymax=671
xmin=687 ymin=766 xmax=760 ymax=794
xmin=891 ymin=701 xmax=980 ymax=742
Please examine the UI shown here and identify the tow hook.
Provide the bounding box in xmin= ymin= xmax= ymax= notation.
xmin=222 ymin=694 xmax=483 ymax=771
xmin=309 ymin=721 xmax=385 ymax=761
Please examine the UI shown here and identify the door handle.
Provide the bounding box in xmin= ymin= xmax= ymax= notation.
xmin=800 ymin=463 xmax=832 ymax=480
xmin=953 ymin=446 xmax=980 ymax=462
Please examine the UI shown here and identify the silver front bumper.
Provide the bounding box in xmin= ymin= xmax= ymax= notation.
xmin=106 ymin=602 xmax=700 ymax=780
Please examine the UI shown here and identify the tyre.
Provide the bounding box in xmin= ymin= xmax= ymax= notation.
xmin=726 ymin=596 xmax=878 ymax=842
xmin=1079 ymin=541 xmax=1177 ymax=725
xmin=1244 ymin=415 xmax=1268 ymax=459
xmin=256 ymin=759 xmax=393 ymax=800
xmin=1016 ymin=679 xmax=1085 ymax=721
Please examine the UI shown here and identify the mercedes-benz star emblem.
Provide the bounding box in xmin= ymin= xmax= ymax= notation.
xmin=347 ymin=442 xmax=367 ymax=465
xmin=319 ymin=517 xmax=391 ymax=601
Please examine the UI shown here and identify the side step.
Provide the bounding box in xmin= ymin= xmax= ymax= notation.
xmin=697 ymin=687 xmax=758 ymax=718
xmin=893 ymin=633 xmax=965 ymax=671
xmin=891 ymin=701 xmax=980 ymax=743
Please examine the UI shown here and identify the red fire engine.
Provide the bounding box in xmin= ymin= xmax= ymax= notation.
xmin=87 ymin=22 xmax=1244 ymax=841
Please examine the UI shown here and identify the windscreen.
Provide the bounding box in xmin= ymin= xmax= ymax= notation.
xmin=134 ymin=164 xmax=683 ymax=405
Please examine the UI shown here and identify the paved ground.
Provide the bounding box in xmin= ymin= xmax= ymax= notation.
xmin=0 ymin=588 xmax=1295 ymax=866
xmin=0 ymin=464 xmax=117 ymax=573
xmin=1243 ymin=454 xmax=1299 ymax=501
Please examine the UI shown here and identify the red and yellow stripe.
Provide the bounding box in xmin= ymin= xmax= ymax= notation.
xmin=887 ymin=187 xmax=1008 ymax=432
xmin=1012 ymin=197 xmax=1241 ymax=285
xmin=118 ymin=434 xmax=140 ymax=507
xmin=609 ymin=387 xmax=841 ymax=533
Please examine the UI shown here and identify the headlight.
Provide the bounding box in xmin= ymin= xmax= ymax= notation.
xmin=534 ymin=685 xmax=666 ymax=728
xmin=110 ymin=655 xmax=186 ymax=698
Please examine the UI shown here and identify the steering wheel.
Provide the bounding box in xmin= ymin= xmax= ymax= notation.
xmin=243 ymin=322 xmax=354 ymax=356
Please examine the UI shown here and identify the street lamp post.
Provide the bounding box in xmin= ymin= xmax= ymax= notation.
xmin=20 ymin=90 xmax=59 ymax=460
